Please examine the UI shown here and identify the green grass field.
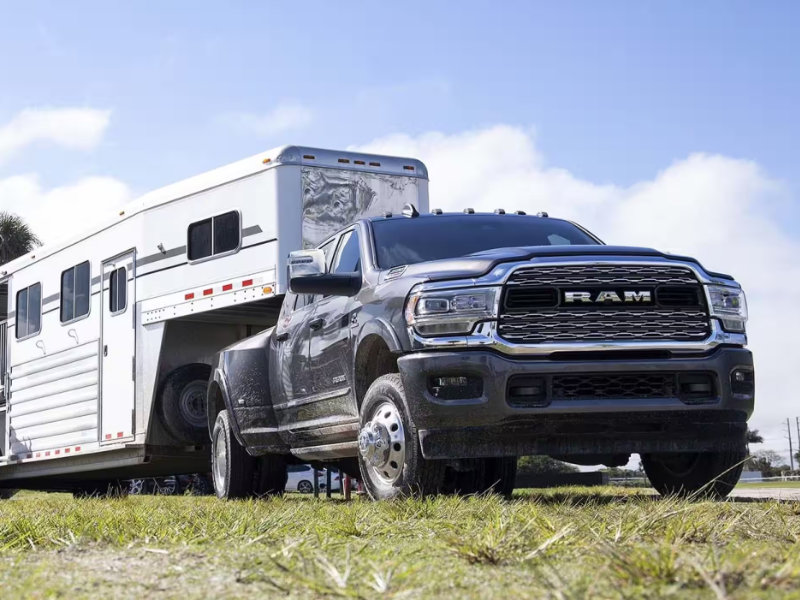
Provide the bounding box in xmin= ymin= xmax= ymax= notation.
xmin=736 ymin=481 xmax=800 ymax=489
xmin=1 ymin=487 xmax=799 ymax=599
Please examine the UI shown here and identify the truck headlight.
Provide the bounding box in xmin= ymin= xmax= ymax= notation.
xmin=706 ymin=285 xmax=748 ymax=333
xmin=405 ymin=287 xmax=499 ymax=336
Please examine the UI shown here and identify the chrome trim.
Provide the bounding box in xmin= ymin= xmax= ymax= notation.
xmin=409 ymin=320 xmax=747 ymax=355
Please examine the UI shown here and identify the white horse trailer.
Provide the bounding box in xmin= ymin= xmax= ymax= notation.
xmin=0 ymin=146 xmax=428 ymax=492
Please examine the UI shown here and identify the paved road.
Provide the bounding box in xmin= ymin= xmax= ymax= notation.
xmin=730 ymin=487 xmax=800 ymax=501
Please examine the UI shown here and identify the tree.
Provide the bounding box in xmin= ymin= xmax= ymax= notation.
xmin=0 ymin=211 xmax=40 ymax=266
xmin=747 ymin=449 xmax=790 ymax=477
xmin=517 ymin=455 xmax=579 ymax=475
xmin=746 ymin=428 xmax=764 ymax=444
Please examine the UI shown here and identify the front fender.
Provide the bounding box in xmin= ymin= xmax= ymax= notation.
xmin=355 ymin=317 xmax=403 ymax=353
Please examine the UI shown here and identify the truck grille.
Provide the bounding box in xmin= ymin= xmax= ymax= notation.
xmin=498 ymin=264 xmax=711 ymax=344
xmin=552 ymin=373 xmax=676 ymax=400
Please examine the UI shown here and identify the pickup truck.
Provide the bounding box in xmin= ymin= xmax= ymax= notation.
xmin=206 ymin=206 xmax=753 ymax=500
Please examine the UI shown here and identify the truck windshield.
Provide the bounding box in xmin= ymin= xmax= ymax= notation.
xmin=371 ymin=215 xmax=600 ymax=269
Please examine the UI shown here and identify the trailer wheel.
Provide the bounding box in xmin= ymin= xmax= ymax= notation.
xmin=211 ymin=409 xmax=254 ymax=499
xmin=158 ymin=363 xmax=212 ymax=445
xmin=357 ymin=374 xmax=445 ymax=500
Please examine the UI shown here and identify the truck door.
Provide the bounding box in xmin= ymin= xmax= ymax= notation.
xmin=100 ymin=251 xmax=136 ymax=443
xmin=308 ymin=229 xmax=361 ymax=429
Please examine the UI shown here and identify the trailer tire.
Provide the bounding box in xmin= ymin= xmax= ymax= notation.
xmin=211 ymin=409 xmax=254 ymax=499
xmin=158 ymin=363 xmax=212 ymax=445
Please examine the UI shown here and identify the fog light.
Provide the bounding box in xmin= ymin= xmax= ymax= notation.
xmin=731 ymin=369 xmax=755 ymax=397
xmin=428 ymin=375 xmax=483 ymax=400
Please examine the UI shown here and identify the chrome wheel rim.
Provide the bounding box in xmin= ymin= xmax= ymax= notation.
xmin=358 ymin=401 xmax=406 ymax=485
xmin=298 ymin=480 xmax=313 ymax=493
xmin=180 ymin=381 xmax=208 ymax=428
xmin=213 ymin=428 xmax=227 ymax=493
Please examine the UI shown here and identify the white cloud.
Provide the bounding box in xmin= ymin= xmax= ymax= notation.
xmin=358 ymin=125 xmax=799 ymax=456
xmin=0 ymin=174 xmax=132 ymax=246
xmin=224 ymin=103 xmax=313 ymax=137
xmin=0 ymin=108 xmax=111 ymax=164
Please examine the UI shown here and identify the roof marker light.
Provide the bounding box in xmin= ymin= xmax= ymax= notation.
xmin=402 ymin=203 xmax=419 ymax=218
xmin=431 ymin=208 xmax=443 ymax=215
xmin=383 ymin=211 xmax=393 ymax=218
xmin=464 ymin=208 xmax=475 ymax=214
xmin=262 ymin=158 xmax=272 ymax=164
xmin=494 ymin=208 xmax=506 ymax=214
xmin=403 ymin=165 xmax=415 ymax=171
xmin=354 ymin=160 xmax=365 ymax=165
xmin=338 ymin=158 xmax=350 ymax=164
xmin=514 ymin=210 xmax=527 ymax=215
xmin=537 ymin=211 xmax=549 ymax=218
xmin=369 ymin=161 xmax=381 ymax=167
xmin=302 ymin=155 xmax=315 ymax=160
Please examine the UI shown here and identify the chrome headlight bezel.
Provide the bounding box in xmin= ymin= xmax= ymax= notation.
xmin=405 ymin=286 xmax=500 ymax=337
xmin=705 ymin=284 xmax=747 ymax=333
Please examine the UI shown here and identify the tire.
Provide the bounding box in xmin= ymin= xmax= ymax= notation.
xmin=211 ymin=409 xmax=255 ymax=499
xmin=158 ymin=364 xmax=212 ymax=445
xmin=357 ymin=374 xmax=445 ymax=500
xmin=252 ymin=454 xmax=287 ymax=497
xmin=482 ymin=457 xmax=517 ymax=499
xmin=297 ymin=480 xmax=313 ymax=494
xmin=0 ymin=488 xmax=17 ymax=500
xmin=642 ymin=446 xmax=747 ymax=499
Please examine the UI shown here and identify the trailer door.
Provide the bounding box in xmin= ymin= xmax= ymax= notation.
xmin=100 ymin=251 xmax=136 ymax=443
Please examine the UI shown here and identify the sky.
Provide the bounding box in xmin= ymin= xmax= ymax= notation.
xmin=1 ymin=2 xmax=799 ymax=460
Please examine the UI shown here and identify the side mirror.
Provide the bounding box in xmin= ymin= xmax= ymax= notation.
xmin=290 ymin=272 xmax=362 ymax=297
xmin=288 ymin=249 xmax=326 ymax=278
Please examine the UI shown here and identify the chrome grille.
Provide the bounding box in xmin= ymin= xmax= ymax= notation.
xmin=498 ymin=263 xmax=711 ymax=344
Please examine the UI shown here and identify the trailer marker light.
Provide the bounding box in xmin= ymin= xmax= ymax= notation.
xmin=262 ymin=158 xmax=271 ymax=164
xmin=338 ymin=158 xmax=350 ymax=163
xmin=65 ymin=448 xmax=70 ymax=454
xmin=263 ymin=286 xmax=273 ymax=294
xmin=354 ymin=160 xmax=365 ymax=165
xmin=75 ymin=446 xmax=81 ymax=452
xmin=36 ymin=453 xmax=41 ymax=458
xmin=403 ymin=165 xmax=415 ymax=171
xmin=203 ymin=288 xmax=213 ymax=296
xmin=242 ymin=279 xmax=254 ymax=287
xmin=55 ymin=449 xmax=60 ymax=455
xmin=222 ymin=283 xmax=233 ymax=292
xmin=117 ymin=432 xmax=124 ymax=438
xmin=45 ymin=451 xmax=50 ymax=456
xmin=369 ymin=161 xmax=381 ymax=167
xmin=185 ymin=293 xmax=195 ymax=300
xmin=302 ymin=154 xmax=315 ymax=160
xmin=105 ymin=434 xmax=112 ymax=439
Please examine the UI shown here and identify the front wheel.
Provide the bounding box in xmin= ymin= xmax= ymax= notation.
xmin=211 ymin=410 xmax=254 ymax=499
xmin=357 ymin=374 xmax=445 ymax=500
xmin=642 ymin=446 xmax=746 ymax=499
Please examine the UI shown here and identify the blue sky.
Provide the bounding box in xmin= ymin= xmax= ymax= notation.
xmin=1 ymin=1 xmax=798 ymax=195
xmin=1 ymin=2 xmax=799 ymax=452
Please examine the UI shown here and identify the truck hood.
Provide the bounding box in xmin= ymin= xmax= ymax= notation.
xmin=394 ymin=245 xmax=734 ymax=282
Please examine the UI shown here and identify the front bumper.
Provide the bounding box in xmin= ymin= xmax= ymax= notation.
xmin=397 ymin=347 xmax=754 ymax=459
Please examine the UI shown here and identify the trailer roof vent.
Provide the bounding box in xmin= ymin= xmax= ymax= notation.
xmin=463 ymin=208 xmax=475 ymax=214
xmin=402 ymin=203 xmax=420 ymax=218
xmin=431 ymin=208 xmax=443 ymax=215
xmin=514 ymin=210 xmax=527 ymax=215
xmin=537 ymin=211 xmax=549 ymax=218
xmin=494 ymin=208 xmax=506 ymax=214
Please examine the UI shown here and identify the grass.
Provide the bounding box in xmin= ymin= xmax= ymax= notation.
xmin=1 ymin=487 xmax=799 ymax=599
xmin=736 ymin=481 xmax=800 ymax=489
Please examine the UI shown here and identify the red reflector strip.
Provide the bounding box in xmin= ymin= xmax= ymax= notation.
xmin=75 ymin=446 xmax=81 ymax=452
xmin=117 ymin=432 xmax=124 ymax=438
xmin=65 ymin=448 xmax=71 ymax=454
xmin=105 ymin=434 xmax=112 ymax=440
xmin=185 ymin=293 xmax=195 ymax=300
xmin=55 ymin=449 xmax=60 ymax=455
xmin=222 ymin=283 xmax=233 ymax=292
xmin=203 ymin=288 xmax=213 ymax=296
xmin=242 ymin=279 xmax=253 ymax=287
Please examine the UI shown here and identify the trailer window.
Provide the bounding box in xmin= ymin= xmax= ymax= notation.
xmin=188 ymin=211 xmax=241 ymax=261
xmin=109 ymin=267 xmax=127 ymax=314
xmin=15 ymin=283 xmax=41 ymax=339
xmin=61 ymin=261 xmax=91 ymax=323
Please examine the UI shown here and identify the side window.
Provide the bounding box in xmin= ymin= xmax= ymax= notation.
xmin=61 ymin=261 xmax=90 ymax=323
xmin=15 ymin=283 xmax=42 ymax=339
xmin=188 ymin=211 xmax=240 ymax=261
xmin=109 ymin=267 xmax=127 ymax=314
xmin=331 ymin=230 xmax=361 ymax=274
xmin=318 ymin=238 xmax=337 ymax=272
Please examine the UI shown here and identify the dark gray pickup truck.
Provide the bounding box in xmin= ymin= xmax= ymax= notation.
xmin=206 ymin=207 xmax=753 ymax=500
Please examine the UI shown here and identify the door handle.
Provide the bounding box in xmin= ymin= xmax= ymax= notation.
xmin=275 ymin=332 xmax=289 ymax=342
xmin=308 ymin=318 xmax=324 ymax=331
